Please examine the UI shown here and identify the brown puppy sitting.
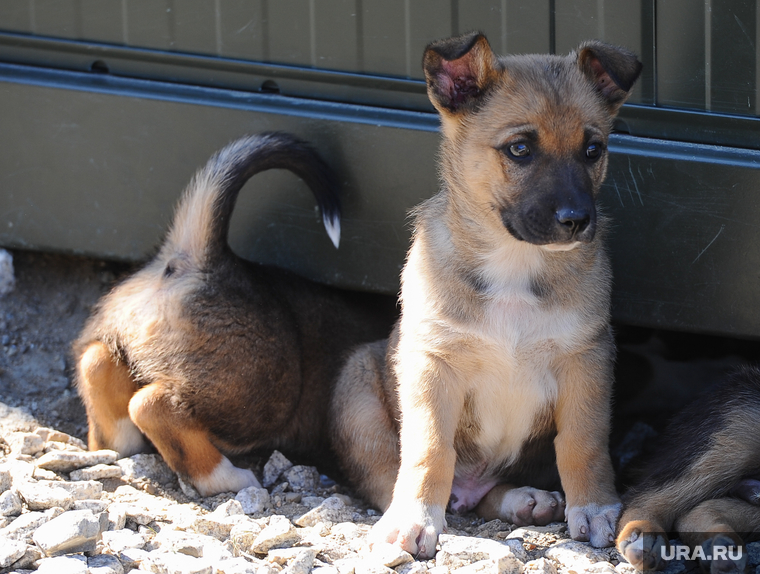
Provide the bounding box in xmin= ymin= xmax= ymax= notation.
xmin=330 ymin=33 xmax=641 ymax=558
xmin=617 ymin=366 xmax=760 ymax=573
xmin=75 ymin=133 xmax=393 ymax=496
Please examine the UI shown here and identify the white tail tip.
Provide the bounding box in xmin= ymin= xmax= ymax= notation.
xmin=324 ymin=214 xmax=341 ymax=249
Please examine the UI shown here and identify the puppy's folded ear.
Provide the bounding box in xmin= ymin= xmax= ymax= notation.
xmin=423 ymin=32 xmax=499 ymax=115
xmin=577 ymin=41 xmax=643 ymax=113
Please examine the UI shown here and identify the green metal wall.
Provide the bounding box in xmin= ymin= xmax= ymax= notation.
xmin=2 ymin=1 xmax=760 ymax=338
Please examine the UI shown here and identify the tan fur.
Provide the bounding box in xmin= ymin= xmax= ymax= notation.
xmin=331 ymin=33 xmax=641 ymax=558
xmin=75 ymin=133 xmax=394 ymax=496
xmin=78 ymin=341 xmax=145 ymax=456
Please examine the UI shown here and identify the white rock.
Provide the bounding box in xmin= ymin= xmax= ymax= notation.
xmin=437 ymin=535 xmax=524 ymax=574
xmin=107 ymin=490 xmax=175 ymax=525
xmin=145 ymin=551 xmax=214 ymax=574
xmin=213 ymin=499 xmax=245 ymax=517
xmin=0 ymin=489 xmax=22 ymax=516
xmin=369 ymin=542 xmax=414 ymax=568
xmin=333 ymin=557 xmax=361 ymax=574
xmin=35 ymin=449 xmax=118 ymax=472
xmin=118 ymin=547 xmax=151 ymax=570
xmin=117 ymin=453 xmax=176 ymax=485
xmin=0 ymin=467 xmax=12 ymax=492
xmin=263 ymin=451 xmax=294 ymax=487
xmin=501 ymin=540 xmax=529 ymax=563
xmin=7 ymin=543 xmax=44 ymax=570
xmin=7 ymin=432 xmax=45 ymax=455
xmin=162 ymin=503 xmax=200 ymax=528
xmin=354 ymin=563 xmax=395 ymax=574
xmin=302 ymin=496 xmax=326 ymax=508
xmin=32 ymin=509 xmax=107 ymax=556
xmin=103 ymin=528 xmax=149 ymax=552
xmin=331 ymin=522 xmax=361 ymax=540
xmin=268 ymin=547 xmax=317 ymax=573
xmin=584 ymin=563 xmax=618 ymax=574
xmin=4 ymin=459 xmax=34 ymax=484
xmin=397 ymin=562 xmax=430 ymax=574
xmin=89 ymin=553 xmax=126 ymax=574
xmin=450 ymin=560 xmax=496 ymax=574
xmin=295 ymin=496 xmax=353 ymax=527
xmin=230 ymin=520 xmax=265 ymax=553
xmin=615 ymin=563 xmax=638 ymax=574
xmin=0 ymin=507 xmax=63 ymax=541
xmin=523 ymin=558 xmax=557 ymax=574
xmin=214 ymin=557 xmax=262 ymax=574
xmin=55 ymin=478 xmax=104 ymax=500
xmin=70 ymin=463 xmax=123 ymax=481
xmin=178 ymin=476 xmax=202 ymax=500
xmin=33 ymin=466 xmax=60 ymax=480
xmin=36 ymin=427 xmax=73 ymax=444
xmin=16 ymin=480 xmax=74 ymax=510
xmin=36 ymin=554 xmax=89 ymax=574
xmin=236 ymin=486 xmax=271 ymax=514
xmin=73 ymin=498 xmax=109 ymax=513
xmin=193 ymin=512 xmax=250 ymax=541
xmin=154 ymin=528 xmax=232 ymax=561
xmin=282 ymin=466 xmax=319 ymax=493
xmin=0 ymin=248 xmax=15 ymax=296
xmin=0 ymin=537 xmax=26 ymax=568
xmin=544 ymin=540 xmax=608 ymax=571
xmin=108 ymin=502 xmax=129 ymax=530
xmin=252 ymin=514 xmax=300 ymax=553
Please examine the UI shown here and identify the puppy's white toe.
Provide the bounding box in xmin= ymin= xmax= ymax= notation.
xmin=193 ymin=456 xmax=261 ymax=497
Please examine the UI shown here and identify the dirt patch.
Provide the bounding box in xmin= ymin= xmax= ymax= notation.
xmin=0 ymin=249 xmax=133 ymax=438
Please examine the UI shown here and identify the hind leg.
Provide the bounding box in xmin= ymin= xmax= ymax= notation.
xmin=676 ymin=498 xmax=760 ymax=574
xmin=330 ymin=340 xmax=400 ymax=511
xmin=475 ymin=484 xmax=565 ymax=526
xmin=77 ymin=342 xmax=148 ymax=456
xmin=616 ymin=500 xmax=671 ymax=571
xmin=128 ymin=382 xmax=259 ymax=496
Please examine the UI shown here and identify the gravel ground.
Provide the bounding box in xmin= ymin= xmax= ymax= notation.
xmin=2 ymin=247 xmax=760 ymax=574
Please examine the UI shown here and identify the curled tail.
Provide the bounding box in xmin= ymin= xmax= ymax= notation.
xmin=162 ymin=132 xmax=340 ymax=269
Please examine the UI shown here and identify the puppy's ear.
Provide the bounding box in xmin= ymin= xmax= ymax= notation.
xmin=577 ymin=41 xmax=642 ymax=113
xmin=423 ymin=32 xmax=499 ymax=115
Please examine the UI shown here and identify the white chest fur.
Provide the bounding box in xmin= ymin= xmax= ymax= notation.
xmin=400 ymin=238 xmax=588 ymax=469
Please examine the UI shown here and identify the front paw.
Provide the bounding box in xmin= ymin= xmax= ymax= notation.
xmin=369 ymin=500 xmax=445 ymax=559
xmin=500 ymin=487 xmax=566 ymax=526
xmin=567 ymin=502 xmax=621 ymax=547
xmin=616 ymin=520 xmax=667 ymax=571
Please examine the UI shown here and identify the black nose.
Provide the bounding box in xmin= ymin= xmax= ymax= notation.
xmin=555 ymin=208 xmax=590 ymax=237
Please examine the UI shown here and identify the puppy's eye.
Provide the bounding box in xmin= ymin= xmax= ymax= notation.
xmin=585 ymin=143 xmax=603 ymax=160
xmin=507 ymin=142 xmax=531 ymax=159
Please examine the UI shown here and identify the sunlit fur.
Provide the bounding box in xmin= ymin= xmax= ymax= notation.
xmin=75 ymin=133 xmax=393 ymax=495
xmin=330 ymin=32 xmax=642 ymax=558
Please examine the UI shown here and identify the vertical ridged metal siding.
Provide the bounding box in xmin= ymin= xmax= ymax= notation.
xmin=0 ymin=1 xmax=757 ymax=112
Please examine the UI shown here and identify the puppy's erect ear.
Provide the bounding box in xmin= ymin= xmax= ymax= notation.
xmin=577 ymin=41 xmax=642 ymax=113
xmin=423 ymin=32 xmax=499 ymax=115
